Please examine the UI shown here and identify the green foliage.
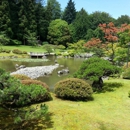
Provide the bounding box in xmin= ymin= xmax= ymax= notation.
xmin=122 ymin=68 xmax=130 ymax=79
xmin=67 ymin=40 xmax=86 ymax=53
xmin=0 ymin=68 xmax=49 ymax=127
xmin=54 ymin=78 xmax=93 ymax=101
xmin=74 ymin=57 xmax=120 ymax=81
xmin=115 ymin=15 xmax=130 ymax=27
xmin=21 ymin=79 xmax=50 ymax=91
xmin=10 ymin=39 xmax=22 ymax=45
xmin=72 ymin=8 xmax=90 ymax=42
xmin=0 ymin=84 xmax=48 ymax=107
xmin=12 ymin=49 xmax=22 ymax=54
xmin=47 ymin=19 xmax=71 ymax=46
xmin=12 ymin=74 xmax=31 ymax=80
xmin=128 ymin=91 xmax=130 ymax=98
xmin=43 ymin=44 xmax=53 ymax=53
xmin=47 ymin=0 xmax=61 ymax=20
xmin=14 ymin=104 xmax=48 ymax=126
xmin=62 ymin=0 xmax=76 ymax=24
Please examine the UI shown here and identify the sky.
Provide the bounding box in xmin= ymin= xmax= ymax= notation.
xmin=56 ymin=0 xmax=130 ymax=19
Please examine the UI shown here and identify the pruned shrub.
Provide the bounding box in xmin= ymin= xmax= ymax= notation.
xmin=12 ymin=49 xmax=22 ymax=54
xmin=5 ymin=49 xmax=11 ymax=53
xmin=22 ymin=51 xmax=27 ymax=54
xmin=21 ymin=79 xmax=50 ymax=91
xmin=12 ymin=74 xmax=31 ymax=80
xmin=54 ymin=78 xmax=93 ymax=101
xmin=122 ymin=68 xmax=130 ymax=79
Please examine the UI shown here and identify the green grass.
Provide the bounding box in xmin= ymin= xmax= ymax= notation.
xmin=1 ymin=45 xmax=46 ymax=52
xmin=0 ymin=77 xmax=130 ymax=130
xmin=40 ymin=78 xmax=130 ymax=130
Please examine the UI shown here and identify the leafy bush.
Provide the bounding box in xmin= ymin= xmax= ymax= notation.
xmin=0 ymin=68 xmax=49 ymax=127
xmin=21 ymin=79 xmax=50 ymax=91
xmin=0 ymin=84 xmax=49 ymax=107
xmin=74 ymin=57 xmax=120 ymax=90
xmin=22 ymin=51 xmax=27 ymax=54
xmin=12 ymin=74 xmax=31 ymax=80
xmin=122 ymin=68 xmax=130 ymax=79
xmin=129 ymin=91 xmax=130 ymax=98
xmin=54 ymin=78 xmax=93 ymax=101
xmin=5 ymin=49 xmax=11 ymax=53
xmin=12 ymin=49 xmax=22 ymax=54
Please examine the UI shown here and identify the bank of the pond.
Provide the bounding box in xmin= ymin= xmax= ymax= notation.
xmin=11 ymin=64 xmax=59 ymax=79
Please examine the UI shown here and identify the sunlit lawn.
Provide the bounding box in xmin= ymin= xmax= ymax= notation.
xmin=42 ymin=78 xmax=130 ymax=130
xmin=1 ymin=45 xmax=46 ymax=52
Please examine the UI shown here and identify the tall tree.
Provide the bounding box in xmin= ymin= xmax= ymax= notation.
xmin=115 ymin=15 xmax=130 ymax=27
xmin=46 ymin=0 xmax=61 ymax=20
xmin=8 ymin=0 xmax=19 ymax=39
xmin=35 ymin=1 xmax=48 ymax=41
xmin=89 ymin=11 xmax=115 ymax=30
xmin=0 ymin=0 xmax=13 ymax=39
xmin=62 ymin=0 xmax=76 ymax=24
xmin=72 ymin=8 xmax=90 ymax=42
xmin=17 ymin=0 xmax=29 ymax=44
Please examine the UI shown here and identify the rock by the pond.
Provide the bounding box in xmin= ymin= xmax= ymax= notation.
xmin=11 ymin=64 xmax=59 ymax=79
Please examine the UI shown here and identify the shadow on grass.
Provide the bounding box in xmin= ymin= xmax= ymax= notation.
xmin=95 ymin=82 xmax=123 ymax=93
xmin=0 ymin=110 xmax=54 ymax=130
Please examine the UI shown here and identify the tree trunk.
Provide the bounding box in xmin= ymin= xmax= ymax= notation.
xmin=92 ymin=77 xmax=103 ymax=91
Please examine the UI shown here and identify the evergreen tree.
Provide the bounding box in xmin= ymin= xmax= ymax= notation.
xmin=35 ymin=1 xmax=48 ymax=41
xmin=72 ymin=8 xmax=90 ymax=42
xmin=0 ymin=0 xmax=13 ymax=39
xmin=17 ymin=0 xmax=29 ymax=44
xmin=46 ymin=0 xmax=61 ymax=20
xmin=27 ymin=0 xmax=37 ymax=35
xmin=62 ymin=0 xmax=76 ymax=24
xmin=8 ymin=0 xmax=19 ymax=39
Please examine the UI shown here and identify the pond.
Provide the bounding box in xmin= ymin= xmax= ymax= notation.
xmin=0 ymin=56 xmax=84 ymax=91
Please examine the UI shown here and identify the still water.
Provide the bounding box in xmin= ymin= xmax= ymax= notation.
xmin=0 ymin=56 xmax=84 ymax=91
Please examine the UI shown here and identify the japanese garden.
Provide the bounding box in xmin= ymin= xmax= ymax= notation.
xmin=0 ymin=0 xmax=130 ymax=130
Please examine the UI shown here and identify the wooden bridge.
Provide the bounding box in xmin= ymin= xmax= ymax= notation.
xmin=29 ymin=52 xmax=48 ymax=58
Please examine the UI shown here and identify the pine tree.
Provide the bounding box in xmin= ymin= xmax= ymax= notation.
xmin=46 ymin=0 xmax=61 ymax=20
xmin=62 ymin=0 xmax=76 ymax=24
xmin=72 ymin=8 xmax=90 ymax=42
xmin=35 ymin=1 xmax=48 ymax=41
xmin=0 ymin=0 xmax=13 ymax=39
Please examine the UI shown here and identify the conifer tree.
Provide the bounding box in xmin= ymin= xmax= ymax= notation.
xmin=46 ymin=0 xmax=61 ymax=20
xmin=0 ymin=0 xmax=13 ymax=39
xmin=72 ymin=8 xmax=90 ymax=42
xmin=62 ymin=0 xmax=76 ymax=24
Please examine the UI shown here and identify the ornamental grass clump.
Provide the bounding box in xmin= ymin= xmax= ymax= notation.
xmin=54 ymin=78 xmax=93 ymax=101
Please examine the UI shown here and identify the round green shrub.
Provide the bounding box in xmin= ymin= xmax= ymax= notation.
xmin=12 ymin=74 xmax=31 ymax=80
xmin=22 ymin=51 xmax=27 ymax=54
xmin=122 ymin=68 xmax=130 ymax=79
xmin=12 ymin=49 xmax=22 ymax=54
xmin=21 ymin=79 xmax=50 ymax=91
xmin=54 ymin=78 xmax=93 ymax=101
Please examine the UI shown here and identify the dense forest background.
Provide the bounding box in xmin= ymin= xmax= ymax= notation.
xmin=0 ymin=0 xmax=130 ymax=46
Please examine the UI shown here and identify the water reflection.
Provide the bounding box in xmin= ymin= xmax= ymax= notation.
xmin=0 ymin=56 xmax=84 ymax=91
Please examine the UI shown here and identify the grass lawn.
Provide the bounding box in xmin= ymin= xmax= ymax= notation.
xmin=1 ymin=45 xmax=46 ymax=52
xmin=36 ymin=78 xmax=130 ymax=130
